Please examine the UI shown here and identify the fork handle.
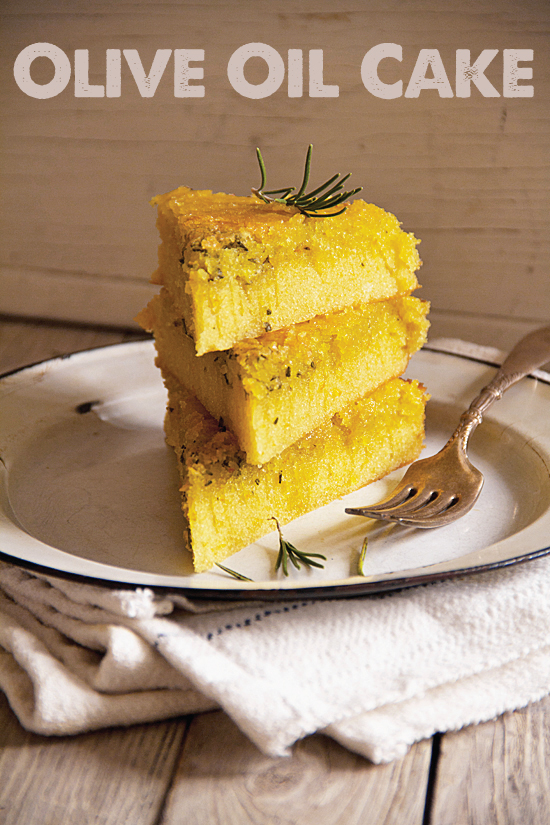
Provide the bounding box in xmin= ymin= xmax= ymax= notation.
xmin=453 ymin=325 xmax=550 ymax=448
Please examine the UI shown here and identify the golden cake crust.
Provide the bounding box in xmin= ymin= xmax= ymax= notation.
xmin=151 ymin=186 xmax=296 ymax=243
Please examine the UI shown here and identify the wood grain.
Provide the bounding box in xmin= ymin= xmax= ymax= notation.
xmin=0 ymin=692 xmax=190 ymax=825
xmin=430 ymin=695 xmax=550 ymax=825
xmin=159 ymin=709 xmax=432 ymax=825
xmin=0 ymin=315 xmax=145 ymax=374
xmin=1 ymin=0 xmax=549 ymax=327
xmin=426 ymin=311 xmax=546 ymax=353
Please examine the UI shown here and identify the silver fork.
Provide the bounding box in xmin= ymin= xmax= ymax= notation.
xmin=346 ymin=325 xmax=550 ymax=528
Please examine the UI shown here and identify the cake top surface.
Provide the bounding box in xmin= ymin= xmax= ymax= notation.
xmin=152 ymin=186 xmax=296 ymax=237
xmin=151 ymin=185 xmax=409 ymax=247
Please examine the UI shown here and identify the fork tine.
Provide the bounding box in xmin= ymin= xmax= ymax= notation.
xmin=345 ymin=480 xmax=423 ymax=517
xmin=347 ymin=484 xmax=482 ymax=527
xmin=385 ymin=494 xmax=472 ymax=527
xmin=376 ymin=485 xmax=463 ymax=518
xmin=378 ymin=509 xmax=461 ymax=529
xmin=346 ymin=481 xmax=416 ymax=516
xmin=396 ymin=490 xmax=461 ymax=520
xmin=368 ymin=488 xmax=445 ymax=518
xmin=346 ymin=498 xmax=458 ymax=527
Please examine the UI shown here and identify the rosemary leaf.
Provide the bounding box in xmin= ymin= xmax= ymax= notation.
xmin=358 ymin=537 xmax=369 ymax=577
xmin=301 ymin=172 xmax=341 ymax=201
xmin=294 ymin=143 xmax=313 ymax=199
xmin=272 ymin=518 xmax=326 ymax=576
xmin=252 ymin=145 xmax=362 ymax=218
xmin=215 ymin=563 xmax=254 ymax=582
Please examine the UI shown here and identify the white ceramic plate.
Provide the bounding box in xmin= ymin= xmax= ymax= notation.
xmin=1 ymin=341 xmax=550 ymax=599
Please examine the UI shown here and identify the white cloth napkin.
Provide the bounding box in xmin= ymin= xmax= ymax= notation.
xmin=1 ymin=339 xmax=549 ymax=764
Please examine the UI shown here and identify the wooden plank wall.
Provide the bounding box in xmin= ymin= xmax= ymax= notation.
xmin=1 ymin=0 xmax=549 ymax=331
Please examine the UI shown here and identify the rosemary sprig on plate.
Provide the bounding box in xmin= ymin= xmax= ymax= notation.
xmin=358 ymin=536 xmax=369 ymax=577
xmin=215 ymin=521 xmax=326 ymax=580
xmin=215 ymin=563 xmax=254 ymax=582
xmin=252 ymin=145 xmax=362 ymax=217
xmin=273 ymin=518 xmax=326 ymax=576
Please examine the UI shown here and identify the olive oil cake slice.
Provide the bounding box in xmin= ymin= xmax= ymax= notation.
xmin=162 ymin=371 xmax=428 ymax=573
xmin=139 ymin=292 xmax=429 ymax=466
xmin=151 ymin=186 xmax=421 ymax=355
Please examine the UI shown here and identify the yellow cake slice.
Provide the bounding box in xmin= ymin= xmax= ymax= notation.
xmin=163 ymin=370 xmax=428 ymax=573
xmin=138 ymin=291 xmax=429 ymax=465
xmin=151 ymin=186 xmax=422 ymax=354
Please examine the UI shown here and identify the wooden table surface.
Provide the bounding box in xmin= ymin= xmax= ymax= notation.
xmin=1 ymin=315 xmax=550 ymax=825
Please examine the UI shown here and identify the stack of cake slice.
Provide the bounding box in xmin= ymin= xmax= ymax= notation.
xmin=137 ymin=185 xmax=429 ymax=573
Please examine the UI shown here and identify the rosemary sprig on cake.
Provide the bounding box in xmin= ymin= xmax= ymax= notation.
xmin=252 ymin=144 xmax=362 ymax=217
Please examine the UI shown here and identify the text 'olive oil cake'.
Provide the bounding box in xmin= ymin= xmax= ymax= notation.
xmin=139 ymin=147 xmax=429 ymax=573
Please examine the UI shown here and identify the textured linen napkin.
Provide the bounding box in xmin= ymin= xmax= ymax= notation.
xmin=1 ymin=339 xmax=549 ymax=764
